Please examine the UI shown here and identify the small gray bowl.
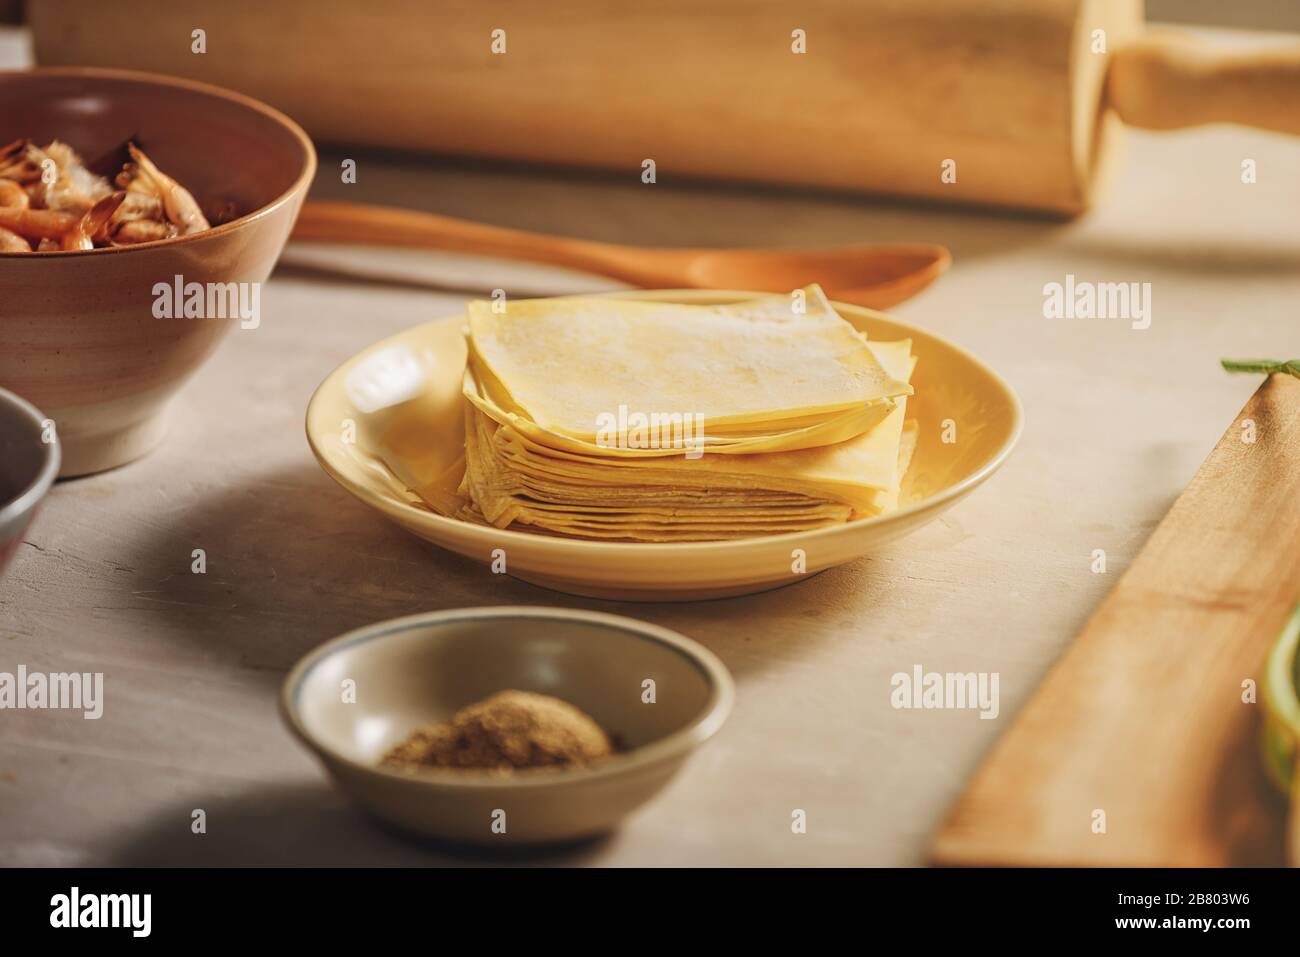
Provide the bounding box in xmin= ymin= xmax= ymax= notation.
xmin=0 ymin=387 xmax=60 ymax=577
xmin=281 ymin=606 xmax=734 ymax=846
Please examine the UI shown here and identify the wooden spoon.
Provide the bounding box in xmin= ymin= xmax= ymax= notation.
xmin=291 ymin=199 xmax=950 ymax=309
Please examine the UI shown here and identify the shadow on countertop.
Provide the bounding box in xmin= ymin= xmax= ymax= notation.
xmin=119 ymin=458 xmax=881 ymax=683
xmin=98 ymin=782 xmax=614 ymax=867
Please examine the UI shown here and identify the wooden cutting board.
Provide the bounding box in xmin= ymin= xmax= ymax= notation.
xmin=933 ymin=373 xmax=1300 ymax=867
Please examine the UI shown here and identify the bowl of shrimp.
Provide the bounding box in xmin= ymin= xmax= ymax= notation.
xmin=0 ymin=67 xmax=315 ymax=476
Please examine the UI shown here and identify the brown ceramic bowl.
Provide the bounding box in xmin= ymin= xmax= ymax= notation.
xmin=282 ymin=607 xmax=734 ymax=846
xmin=0 ymin=387 xmax=60 ymax=577
xmin=0 ymin=67 xmax=315 ymax=476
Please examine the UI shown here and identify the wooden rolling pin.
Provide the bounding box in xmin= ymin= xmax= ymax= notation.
xmin=27 ymin=0 xmax=1300 ymax=214
xmin=933 ymin=373 xmax=1300 ymax=867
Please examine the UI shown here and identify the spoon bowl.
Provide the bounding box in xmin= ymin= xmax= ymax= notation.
xmin=680 ymin=243 xmax=951 ymax=309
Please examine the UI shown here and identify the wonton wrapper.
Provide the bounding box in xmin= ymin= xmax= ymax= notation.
xmin=449 ymin=338 xmax=916 ymax=540
xmin=466 ymin=284 xmax=911 ymax=443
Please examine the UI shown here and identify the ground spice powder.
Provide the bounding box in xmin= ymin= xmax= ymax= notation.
xmin=382 ymin=690 xmax=614 ymax=774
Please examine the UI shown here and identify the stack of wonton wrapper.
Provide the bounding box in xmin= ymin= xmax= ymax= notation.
xmin=424 ymin=285 xmax=919 ymax=542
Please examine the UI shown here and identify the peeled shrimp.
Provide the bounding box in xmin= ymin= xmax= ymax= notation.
xmin=0 ymin=179 xmax=29 ymax=209
xmin=2 ymin=137 xmax=219 ymax=251
xmin=0 ymin=226 xmax=30 ymax=252
xmin=0 ymin=206 xmax=79 ymax=241
xmin=117 ymin=143 xmax=209 ymax=235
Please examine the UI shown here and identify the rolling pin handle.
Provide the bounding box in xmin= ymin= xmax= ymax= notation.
xmin=1108 ymin=30 xmax=1300 ymax=137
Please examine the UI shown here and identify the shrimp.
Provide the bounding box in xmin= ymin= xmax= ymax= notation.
xmin=0 ymin=179 xmax=29 ymax=209
xmin=2 ymin=139 xmax=111 ymax=214
xmin=0 ymin=206 xmax=79 ymax=241
xmin=0 ymin=225 xmax=30 ymax=252
xmin=114 ymin=190 xmax=164 ymax=222
xmin=61 ymin=191 xmax=126 ymax=251
xmin=109 ymin=218 xmax=176 ymax=245
xmin=36 ymin=140 xmax=113 ymax=215
xmin=117 ymin=142 xmax=209 ymax=235
xmin=3 ymin=137 xmax=218 ymax=248
xmin=0 ymin=138 xmax=41 ymax=184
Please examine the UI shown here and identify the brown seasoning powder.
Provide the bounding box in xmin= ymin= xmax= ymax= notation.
xmin=382 ymin=690 xmax=615 ymax=774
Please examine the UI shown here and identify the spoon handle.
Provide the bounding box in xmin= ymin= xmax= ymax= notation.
xmin=291 ymin=199 xmax=666 ymax=282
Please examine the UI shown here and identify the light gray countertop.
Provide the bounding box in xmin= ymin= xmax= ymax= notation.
xmin=2 ymin=25 xmax=1298 ymax=865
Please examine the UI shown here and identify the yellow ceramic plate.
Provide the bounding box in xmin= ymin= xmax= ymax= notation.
xmin=305 ymin=290 xmax=1023 ymax=600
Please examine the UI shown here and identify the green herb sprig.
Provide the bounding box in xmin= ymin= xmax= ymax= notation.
xmin=1220 ymin=358 xmax=1300 ymax=379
